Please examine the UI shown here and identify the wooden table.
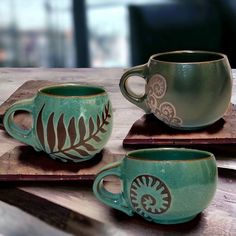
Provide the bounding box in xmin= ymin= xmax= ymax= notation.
xmin=0 ymin=68 xmax=235 ymax=235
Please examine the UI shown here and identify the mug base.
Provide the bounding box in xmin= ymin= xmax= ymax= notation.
xmin=49 ymin=154 xmax=68 ymax=162
xmin=169 ymin=124 xmax=212 ymax=131
xmin=153 ymin=215 xmax=197 ymax=225
xmin=49 ymin=153 xmax=94 ymax=163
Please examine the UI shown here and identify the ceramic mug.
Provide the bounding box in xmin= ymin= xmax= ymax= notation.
xmin=93 ymin=148 xmax=217 ymax=224
xmin=119 ymin=50 xmax=232 ymax=130
xmin=3 ymin=84 xmax=113 ymax=162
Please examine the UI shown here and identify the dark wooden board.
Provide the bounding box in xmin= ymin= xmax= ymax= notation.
xmin=123 ymin=104 xmax=236 ymax=147
xmin=0 ymin=199 xmax=68 ymax=236
xmin=0 ymin=80 xmax=235 ymax=182
xmin=0 ymin=188 xmax=113 ymax=235
xmin=0 ymin=145 xmax=109 ymax=181
xmin=0 ymin=80 xmax=120 ymax=181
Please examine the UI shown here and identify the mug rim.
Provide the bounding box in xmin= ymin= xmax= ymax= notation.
xmin=38 ymin=83 xmax=107 ymax=98
xmin=149 ymin=50 xmax=227 ymax=64
xmin=127 ymin=147 xmax=214 ymax=162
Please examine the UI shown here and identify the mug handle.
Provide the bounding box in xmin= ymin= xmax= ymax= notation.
xmin=119 ymin=64 xmax=151 ymax=113
xmin=3 ymin=98 xmax=36 ymax=148
xmin=93 ymin=161 xmax=134 ymax=216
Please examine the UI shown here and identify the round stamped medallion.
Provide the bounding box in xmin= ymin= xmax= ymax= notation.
xmin=146 ymin=74 xmax=167 ymax=99
xmin=130 ymin=175 xmax=171 ymax=219
xmin=146 ymin=74 xmax=183 ymax=127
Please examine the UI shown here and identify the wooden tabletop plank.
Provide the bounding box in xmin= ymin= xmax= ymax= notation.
xmin=0 ymin=199 xmax=69 ymax=236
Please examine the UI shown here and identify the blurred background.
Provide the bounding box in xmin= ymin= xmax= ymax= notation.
xmin=0 ymin=0 xmax=235 ymax=68
xmin=0 ymin=0 xmax=157 ymax=68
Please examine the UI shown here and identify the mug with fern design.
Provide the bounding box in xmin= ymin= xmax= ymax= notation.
xmin=119 ymin=50 xmax=232 ymax=130
xmin=3 ymin=84 xmax=113 ymax=162
xmin=93 ymin=148 xmax=217 ymax=224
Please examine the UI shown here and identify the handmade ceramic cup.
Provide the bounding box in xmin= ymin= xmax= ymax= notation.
xmin=119 ymin=50 xmax=232 ymax=130
xmin=93 ymin=148 xmax=217 ymax=224
xmin=3 ymin=84 xmax=113 ymax=162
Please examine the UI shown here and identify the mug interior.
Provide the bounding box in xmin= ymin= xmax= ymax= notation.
xmin=152 ymin=51 xmax=224 ymax=63
xmin=128 ymin=148 xmax=211 ymax=161
xmin=39 ymin=84 xmax=106 ymax=97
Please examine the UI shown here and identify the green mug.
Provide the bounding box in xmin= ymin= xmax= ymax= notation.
xmin=119 ymin=50 xmax=232 ymax=130
xmin=93 ymin=148 xmax=217 ymax=224
xmin=3 ymin=84 xmax=113 ymax=162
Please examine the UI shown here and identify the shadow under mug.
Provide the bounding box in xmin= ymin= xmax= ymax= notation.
xmin=119 ymin=50 xmax=232 ymax=130
xmin=3 ymin=83 xmax=113 ymax=163
xmin=93 ymin=148 xmax=217 ymax=224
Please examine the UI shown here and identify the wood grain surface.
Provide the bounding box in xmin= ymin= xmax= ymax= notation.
xmin=0 ymin=68 xmax=235 ymax=235
xmin=123 ymin=104 xmax=236 ymax=147
xmin=17 ymin=168 xmax=236 ymax=236
xmin=0 ymin=198 xmax=69 ymax=236
xmin=0 ymin=187 xmax=115 ymax=236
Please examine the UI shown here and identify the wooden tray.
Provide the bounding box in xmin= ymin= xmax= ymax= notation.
xmin=0 ymin=80 xmax=121 ymax=181
xmin=123 ymin=104 xmax=236 ymax=148
xmin=0 ymin=145 xmax=121 ymax=181
xmin=0 ymin=80 xmax=235 ymax=181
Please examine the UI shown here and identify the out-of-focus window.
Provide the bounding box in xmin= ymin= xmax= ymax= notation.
xmin=86 ymin=0 xmax=163 ymax=67
xmin=87 ymin=4 xmax=128 ymax=67
xmin=0 ymin=0 xmax=75 ymax=67
xmin=0 ymin=0 xmax=161 ymax=68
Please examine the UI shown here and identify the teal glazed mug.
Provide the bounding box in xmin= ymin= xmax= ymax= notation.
xmin=119 ymin=50 xmax=232 ymax=130
xmin=3 ymin=84 xmax=113 ymax=162
xmin=93 ymin=148 xmax=217 ymax=224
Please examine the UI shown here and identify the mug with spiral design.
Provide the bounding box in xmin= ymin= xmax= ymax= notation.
xmin=3 ymin=84 xmax=113 ymax=163
xmin=93 ymin=148 xmax=217 ymax=224
xmin=119 ymin=50 xmax=232 ymax=130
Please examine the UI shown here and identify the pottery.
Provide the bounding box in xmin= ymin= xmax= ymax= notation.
xmin=93 ymin=148 xmax=217 ymax=224
xmin=3 ymin=84 xmax=113 ymax=162
xmin=119 ymin=50 xmax=232 ymax=130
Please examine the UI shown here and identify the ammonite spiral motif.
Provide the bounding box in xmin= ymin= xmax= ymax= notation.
xmin=130 ymin=175 xmax=171 ymax=220
xmin=155 ymin=102 xmax=182 ymax=127
xmin=146 ymin=74 xmax=183 ymax=127
xmin=146 ymin=74 xmax=167 ymax=99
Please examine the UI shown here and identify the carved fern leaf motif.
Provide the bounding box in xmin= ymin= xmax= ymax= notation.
xmin=36 ymin=102 xmax=112 ymax=160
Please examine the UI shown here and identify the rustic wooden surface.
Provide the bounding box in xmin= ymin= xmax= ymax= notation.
xmin=0 ymin=80 xmax=122 ymax=181
xmin=0 ymin=197 xmax=69 ymax=236
xmin=0 ymin=187 xmax=115 ymax=236
xmin=0 ymin=170 xmax=235 ymax=236
xmin=0 ymin=146 xmax=122 ymax=181
xmin=0 ymin=68 xmax=235 ymax=235
xmin=123 ymin=104 xmax=236 ymax=146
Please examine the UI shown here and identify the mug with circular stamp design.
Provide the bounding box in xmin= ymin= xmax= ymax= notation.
xmin=3 ymin=84 xmax=113 ymax=163
xmin=93 ymin=148 xmax=217 ymax=224
xmin=119 ymin=50 xmax=232 ymax=130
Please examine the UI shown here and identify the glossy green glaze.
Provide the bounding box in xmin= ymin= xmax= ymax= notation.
xmin=3 ymin=84 xmax=113 ymax=162
xmin=93 ymin=148 xmax=217 ymax=224
xmin=119 ymin=50 xmax=232 ymax=129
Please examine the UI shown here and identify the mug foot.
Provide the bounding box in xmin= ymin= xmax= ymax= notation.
xmin=49 ymin=154 xmax=68 ymax=162
xmin=48 ymin=153 xmax=94 ymax=163
xmin=153 ymin=215 xmax=197 ymax=225
xmin=169 ymin=124 xmax=211 ymax=131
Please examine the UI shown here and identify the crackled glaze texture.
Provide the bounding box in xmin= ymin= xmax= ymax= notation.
xmin=120 ymin=51 xmax=232 ymax=130
xmin=93 ymin=148 xmax=218 ymax=224
xmin=4 ymin=84 xmax=113 ymax=162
